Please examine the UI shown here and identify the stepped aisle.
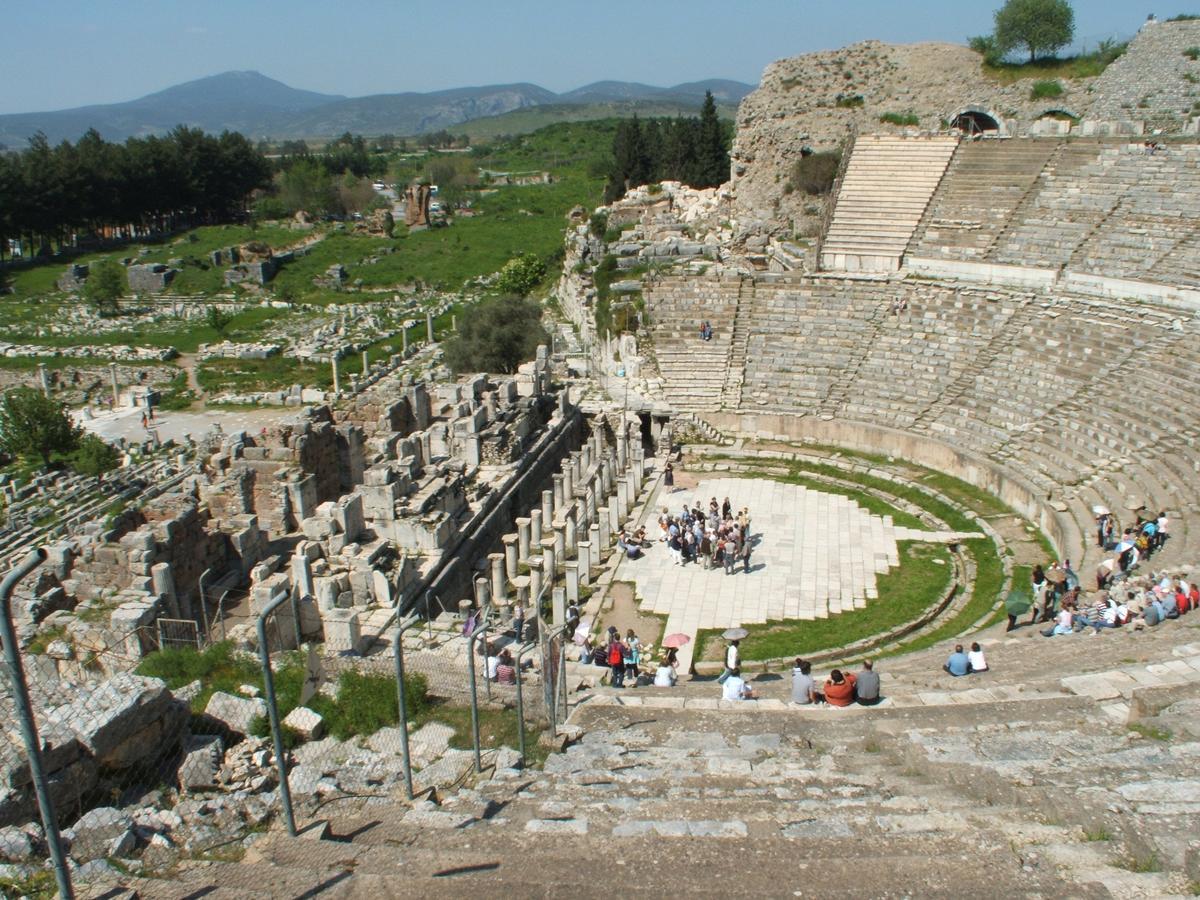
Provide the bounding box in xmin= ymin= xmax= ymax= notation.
xmin=820 ymin=135 xmax=959 ymax=273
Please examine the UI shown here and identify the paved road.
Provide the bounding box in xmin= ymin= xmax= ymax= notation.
xmin=77 ymin=404 xmax=294 ymax=445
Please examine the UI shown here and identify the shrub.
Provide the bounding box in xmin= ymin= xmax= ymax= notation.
xmin=1030 ymin=79 xmax=1065 ymax=99
xmin=588 ymin=210 xmax=608 ymax=239
xmin=879 ymin=112 xmax=920 ymax=127
xmin=835 ymin=93 xmax=864 ymax=109
xmin=791 ymin=152 xmax=842 ymax=195
xmin=493 ymin=252 xmax=547 ymax=297
xmin=70 ymin=432 xmax=120 ymax=477
xmin=1184 ymin=47 xmax=1200 ymax=61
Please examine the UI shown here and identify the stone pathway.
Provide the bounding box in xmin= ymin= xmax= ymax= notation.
xmin=77 ymin=404 xmax=294 ymax=445
xmin=619 ymin=477 xmax=981 ymax=672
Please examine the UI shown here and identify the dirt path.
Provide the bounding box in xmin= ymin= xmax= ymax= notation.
xmin=595 ymin=580 xmax=664 ymax=654
xmin=174 ymin=352 xmax=204 ymax=399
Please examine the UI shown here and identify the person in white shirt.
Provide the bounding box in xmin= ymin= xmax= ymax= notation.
xmin=966 ymin=642 xmax=988 ymax=673
xmin=720 ymin=667 xmax=756 ymax=700
xmin=719 ymin=640 xmax=740 ymax=683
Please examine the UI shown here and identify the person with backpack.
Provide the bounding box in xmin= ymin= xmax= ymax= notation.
xmin=608 ymin=634 xmax=627 ymax=688
xmin=739 ymin=538 xmax=753 ymax=573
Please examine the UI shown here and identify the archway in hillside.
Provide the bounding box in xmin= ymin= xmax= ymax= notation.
xmin=949 ymin=107 xmax=1002 ymax=136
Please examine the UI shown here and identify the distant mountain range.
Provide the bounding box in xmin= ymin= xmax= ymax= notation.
xmin=0 ymin=71 xmax=755 ymax=147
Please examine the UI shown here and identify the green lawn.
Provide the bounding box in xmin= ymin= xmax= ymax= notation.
xmin=197 ymin=355 xmax=332 ymax=393
xmin=719 ymin=541 xmax=953 ymax=661
xmin=693 ymin=454 xmax=1018 ymax=662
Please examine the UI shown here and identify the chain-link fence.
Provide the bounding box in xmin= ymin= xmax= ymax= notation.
xmin=0 ymin=549 xmax=563 ymax=898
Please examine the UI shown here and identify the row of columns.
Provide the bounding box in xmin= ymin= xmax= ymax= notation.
xmin=478 ymin=414 xmax=647 ymax=629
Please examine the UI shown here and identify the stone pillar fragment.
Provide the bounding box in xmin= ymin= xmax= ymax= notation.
xmin=516 ymin=518 xmax=531 ymax=561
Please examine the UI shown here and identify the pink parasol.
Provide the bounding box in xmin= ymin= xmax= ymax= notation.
xmin=662 ymin=633 xmax=692 ymax=648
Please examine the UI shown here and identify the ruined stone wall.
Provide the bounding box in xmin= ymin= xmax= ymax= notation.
xmin=416 ymin=400 xmax=583 ymax=612
xmin=730 ymin=40 xmax=1103 ymax=232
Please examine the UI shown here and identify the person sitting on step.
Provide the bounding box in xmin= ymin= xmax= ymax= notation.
xmin=823 ymin=669 xmax=857 ymax=707
xmin=944 ymin=644 xmax=971 ymax=675
xmin=720 ymin=666 xmax=757 ymax=701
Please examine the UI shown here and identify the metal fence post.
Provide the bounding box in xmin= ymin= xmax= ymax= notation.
xmin=391 ymin=614 xmax=421 ymax=800
xmin=513 ymin=640 xmax=536 ymax=767
xmin=558 ymin=627 xmax=569 ymax=728
xmin=198 ymin=567 xmax=212 ymax=642
xmin=0 ymin=549 xmax=74 ymax=900
xmin=256 ymin=591 xmax=297 ymax=837
xmin=465 ymin=610 xmax=490 ymax=773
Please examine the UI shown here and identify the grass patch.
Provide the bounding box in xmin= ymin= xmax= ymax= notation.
xmin=1114 ymin=851 xmax=1161 ymax=873
xmin=1184 ymin=47 xmax=1200 ymax=61
xmin=1128 ymin=723 xmax=1172 ymax=742
xmin=0 ymin=870 xmax=55 ymax=898
xmin=983 ymin=45 xmax=1127 ymax=83
xmin=1030 ymin=80 xmax=1065 ymax=100
xmin=700 ymin=542 xmax=952 ymax=661
xmin=418 ymin=701 xmax=549 ymax=769
xmin=25 ymin=624 xmax=67 ymax=656
xmin=1083 ymin=826 xmax=1112 ymax=842
xmin=879 ymin=112 xmax=920 ymax=127
xmin=196 ymin=356 xmax=331 ymax=394
xmin=136 ymin=641 xmax=263 ymax=713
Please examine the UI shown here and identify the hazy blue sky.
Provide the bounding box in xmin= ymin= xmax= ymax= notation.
xmin=1 ymin=0 xmax=1149 ymax=113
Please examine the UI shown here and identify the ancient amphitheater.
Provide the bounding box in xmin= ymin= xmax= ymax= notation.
xmin=8 ymin=16 xmax=1200 ymax=900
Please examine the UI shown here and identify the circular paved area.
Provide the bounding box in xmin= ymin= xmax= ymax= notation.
xmin=618 ymin=477 xmax=980 ymax=671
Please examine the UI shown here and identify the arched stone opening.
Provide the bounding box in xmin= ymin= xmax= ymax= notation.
xmin=950 ymin=108 xmax=1002 ymax=136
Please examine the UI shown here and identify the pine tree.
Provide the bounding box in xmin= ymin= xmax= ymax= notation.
xmin=691 ymin=92 xmax=730 ymax=188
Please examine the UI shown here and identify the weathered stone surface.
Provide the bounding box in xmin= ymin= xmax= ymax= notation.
xmin=204 ymin=692 xmax=267 ymax=737
xmin=0 ymin=826 xmax=35 ymax=862
xmin=65 ymin=806 xmax=133 ymax=861
xmin=177 ymin=735 xmax=223 ymax=791
xmin=282 ymin=706 xmax=324 ymax=741
xmin=44 ymin=674 xmax=181 ymax=770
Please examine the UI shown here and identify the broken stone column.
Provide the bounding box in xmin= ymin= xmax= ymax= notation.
xmin=37 ymin=363 xmax=50 ymax=397
xmin=615 ymin=477 xmax=629 ymax=521
xmin=564 ymin=512 xmax=577 ymax=556
xmin=564 ymin=562 xmax=580 ymax=605
xmin=541 ymin=490 xmax=553 ymax=529
xmin=530 ymin=509 xmax=543 ymax=546
xmin=551 ymin=475 xmax=565 ymax=520
xmin=324 ymin=609 xmax=361 ymax=654
xmin=584 ymin=484 xmax=596 ymax=526
xmin=540 ymin=538 xmax=556 ymax=591
xmin=490 ymin=553 xmax=507 ymax=604
xmin=617 ymin=428 xmax=628 ymax=470
xmin=529 ymin=557 xmax=543 ymax=601
xmin=626 ymin=470 xmax=640 ymax=507
xmin=402 ymin=328 xmax=408 ymax=354
xmin=109 ymin=362 xmax=120 ymax=409
xmin=552 ymin=587 xmax=566 ymax=626
xmin=552 ymin=525 xmax=565 ymax=563
xmin=502 ymin=534 xmax=519 ymax=580
xmin=426 ymin=311 xmax=434 ymax=343
xmin=608 ymin=502 xmax=620 ymax=536
xmin=582 ymin=440 xmax=593 ymax=474
xmin=292 ymin=550 xmax=314 ymax=599
xmin=361 ymin=350 xmax=369 ymax=376
xmin=591 ymin=419 xmax=605 ymax=455
xmin=577 ymin=541 xmax=591 ymax=585
xmin=589 ymin=523 xmax=602 ymax=556
xmin=331 ymin=356 xmax=341 ymax=395
xmin=151 ymin=562 xmax=182 ymax=619
xmin=562 ymin=465 xmax=573 ymax=505
xmin=516 ymin=518 xmax=531 ymax=561
xmin=474 ymin=576 xmax=490 ymax=609
xmin=596 ymin=510 xmax=610 ymax=550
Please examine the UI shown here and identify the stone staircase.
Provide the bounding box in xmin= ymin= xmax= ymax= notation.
xmin=718 ymin=276 xmax=754 ymax=409
xmin=907 ymin=138 xmax=1061 ymax=261
xmin=642 ymin=273 xmax=743 ymax=412
xmin=112 ymin=619 xmax=1200 ymax=898
xmin=820 ymin=134 xmax=959 ymax=273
